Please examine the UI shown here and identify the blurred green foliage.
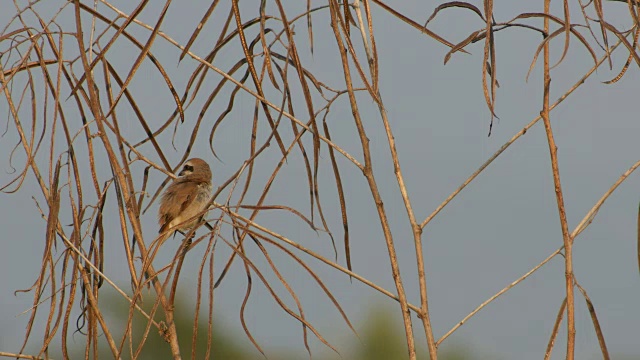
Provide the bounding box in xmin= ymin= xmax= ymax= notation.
xmin=45 ymin=292 xmax=485 ymax=360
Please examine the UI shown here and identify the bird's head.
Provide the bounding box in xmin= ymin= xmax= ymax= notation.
xmin=178 ymin=158 xmax=211 ymax=181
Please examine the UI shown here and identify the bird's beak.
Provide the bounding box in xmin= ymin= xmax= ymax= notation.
xmin=178 ymin=169 xmax=187 ymax=176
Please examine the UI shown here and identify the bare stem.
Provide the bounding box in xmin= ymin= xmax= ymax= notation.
xmin=541 ymin=1 xmax=575 ymax=358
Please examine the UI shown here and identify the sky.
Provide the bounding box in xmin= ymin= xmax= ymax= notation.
xmin=1 ymin=1 xmax=640 ymax=359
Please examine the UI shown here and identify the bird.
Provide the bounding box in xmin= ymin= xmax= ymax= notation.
xmin=158 ymin=158 xmax=212 ymax=235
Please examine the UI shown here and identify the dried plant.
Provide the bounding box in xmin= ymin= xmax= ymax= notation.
xmin=1 ymin=0 xmax=639 ymax=359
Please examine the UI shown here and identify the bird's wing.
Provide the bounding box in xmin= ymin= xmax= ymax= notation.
xmin=158 ymin=180 xmax=194 ymax=233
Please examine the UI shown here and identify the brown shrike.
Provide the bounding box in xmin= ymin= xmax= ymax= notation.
xmin=158 ymin=158 xmax=212 ymax=235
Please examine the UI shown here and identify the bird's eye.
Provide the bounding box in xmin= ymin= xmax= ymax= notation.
xmin=183 ymin=165 xmax=194 ymax=172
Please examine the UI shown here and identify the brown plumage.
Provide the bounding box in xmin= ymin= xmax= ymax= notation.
xmin=158 ymin=158 xmax=212 ymax=234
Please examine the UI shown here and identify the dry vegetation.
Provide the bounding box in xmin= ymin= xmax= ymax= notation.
xmin=1 ymin=0 xmax=639 ymax=359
